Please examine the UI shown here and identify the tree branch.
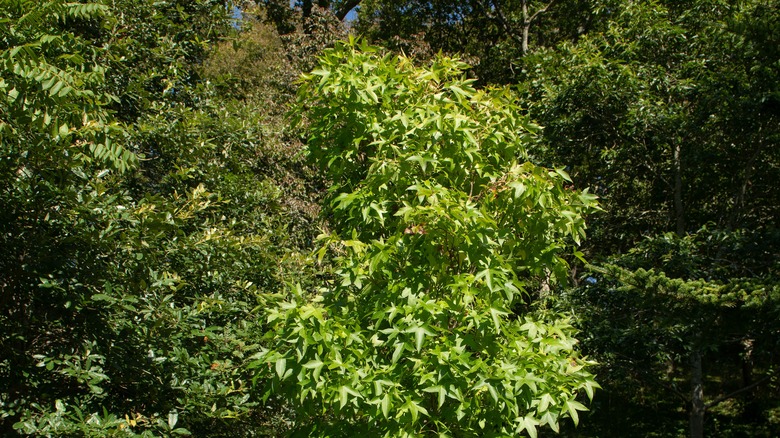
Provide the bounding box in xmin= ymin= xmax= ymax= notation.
xmin=335 ymin=0 xmax=361 ymax=21
xmin=528 ymin=0 xmax=557 ymax=24
xmin=473 ymin=0 xmax=525 ymax=47
xmin=476 ymin=0 xmax=558 ymax=54
xmin=705 ymin=371 xmax=778 ymax=409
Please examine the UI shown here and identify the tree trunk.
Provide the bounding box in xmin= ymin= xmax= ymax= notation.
xmin=302 ymin=0 xmax=313 ymax=17
xmin=521 ymin=0 xmax=530 ymax=54
xmin=478 ymin=0 xmax=555 ymax=55
xmin=673 ymin=142 xmax=685 ymax=236
xmin=728 ymin=144 xmax=761 ymax=229
xmin=742 ymin=338 xmax=754 ymax=388
xmin=741 ymin=338 xmax=759 ymax=421
xmin=690 ymin=350 xmax=705 ymax=438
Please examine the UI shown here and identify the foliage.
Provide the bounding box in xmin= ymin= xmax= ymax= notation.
xmin=353 ymin=0 xmax=595 ymax=84
xmin=258 ymin=0 xmax=360 ymax=26
xmin=0 ymin=0 xmax=135 ymax=173
xmin=564 ymin=228 xmax=780 ymax=436
xmin=247 ymin=1 xmax=349 ymax=78
xmin=253 ymin=39 xmax=599 ymax=437
xmin=97 ymin=0 xmax=234 ymax=122
xmin=520 ymin=0 xmax=780 ymax=254
xmin=517 ymin=2 xmax=780 ymax=435
xmin=201 ymin=10 xmax=300 ymax=106
xmin=1 ymin=1 xmax=319 ymax=436
xmin=3 ymin=0 xmax=777 ymax=436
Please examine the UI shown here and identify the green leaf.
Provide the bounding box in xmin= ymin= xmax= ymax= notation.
xmin=554 ymin=168 xmax=572 ymax=182
xmin=90 ymin=294 xmax=114 ymax=302
xmin=564 ymin=399 xmax=588 ymax=426
xmin=381 ymin=393 xmax=391 ymax=418
xmin=538 ymin=393 xmax=554 ymax=413
xmin=423 ymin=386 xmax=447 ymax=408
xmin=489 ymin=307 xmax=508 ymax=333
xmin=391 ymin=342 xmax=404 ymax=364
xmin=408 ymin=326 xmax=434 ymax=351
xmin=168 ymin=411 xmax=178 ymax=429
xmin=49 ymin=79 xmax=64 ymax=96
xmin=338 ymin=386 xmax=348 ymax=409
xmin=339 ymin=386 xmax=360 ymax=409
xmin=302 ymin=358 xmax=323 ymax=369
xmin=41 ymin=76 xmax=56 ymax=91
xmin=57 ymin=85 xmax=72 ymax=97
xmin=522 ymin=415 xmax=540 ymax=438
xmin=275 ymin=358 xmax=287 ymax=379
xmin=509 ymin=182 xmax=526 ymax=199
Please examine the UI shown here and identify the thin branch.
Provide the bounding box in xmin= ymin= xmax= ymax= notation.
xmin=660 ymin=378 xmax=690 ymax=403
xmin=528 ymin=0 xmax=557 ymax=24
xmin=705 ymin=371 xmax=778 ymax=409
xmin=476 ymin=0 xmax=558 ymax=53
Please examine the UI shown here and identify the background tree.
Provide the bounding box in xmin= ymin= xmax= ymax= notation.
xmin=1 ymin=1 xmax=322 ymax=435
xmin=347 ymin=0 xmax=780 ymax=434
xmin=515 ymin=1 xmax=780 ymax=435
xmin=521 ymin=0 xmax=780 ymax=253
xmin=352 ymin=0 xmax=594 ymax=84
xmin=256 ymin=0 xmax=360 ymax=33
xmin=3 ymin=0 xmax=777 ymax=435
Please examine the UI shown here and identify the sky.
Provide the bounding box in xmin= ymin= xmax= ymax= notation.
xmin=289 ymin=1 xmax=359 ymax=21
xmin=231 ymin=2 xmax=359 ymax=27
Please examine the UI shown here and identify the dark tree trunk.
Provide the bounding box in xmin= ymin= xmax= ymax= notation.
xmin=728 ymin=144 xmax=761 ymax=229
xmin=302 ymin=0 xmax=313 ymax=17
xmin=690 ymin=350 xmax=705 ymax=438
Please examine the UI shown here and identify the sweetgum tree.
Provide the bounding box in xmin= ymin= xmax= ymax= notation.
xmin=254 ymin=39 xmax=600 ymax=437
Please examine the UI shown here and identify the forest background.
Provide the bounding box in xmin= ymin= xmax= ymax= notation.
xmin=1 ymin=0 xmax=778 ymax=436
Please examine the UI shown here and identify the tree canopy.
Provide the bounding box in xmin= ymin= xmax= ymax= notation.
xmin=253 ymin=39 xmax=598 ymax=437
xmin=1 ymin=0 xmax=778 ymax=436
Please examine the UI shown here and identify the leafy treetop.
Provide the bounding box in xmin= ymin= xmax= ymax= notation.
xmin=255 ymin=38 xmax=600 ymax=437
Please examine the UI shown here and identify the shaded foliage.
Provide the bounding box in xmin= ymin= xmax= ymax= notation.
xmin=566 ymin=229 xmax=780 ymax=437
xmin=521 ymin=0 xmax=780 ymax=254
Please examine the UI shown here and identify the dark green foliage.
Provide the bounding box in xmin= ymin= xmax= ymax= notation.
xmin=3 ymin=0 xmax=778 ymax=435
xmin=353 ymin=0 xmax=596 ymax=84
xmin=521 ymin=0 xmax=780 ymax=254
xmin=567 ymin=229 xmax=780 ymax=436
xmin=97 ymin=0 xmax=234 ymax=122
xmin=516 ymin=1 xmax=780 ymax=435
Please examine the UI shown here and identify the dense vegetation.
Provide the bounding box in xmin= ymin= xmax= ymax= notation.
xmin=1 ymin=0 xmax=777 ymax=437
